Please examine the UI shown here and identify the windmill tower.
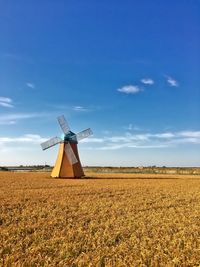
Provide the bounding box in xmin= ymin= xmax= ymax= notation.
xmin=41 ymin=115 xmax=92 ymax=178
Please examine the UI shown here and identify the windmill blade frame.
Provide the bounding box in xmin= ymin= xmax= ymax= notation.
xmin=75 ymin=128 xmax=93 ymax=142
xmin=57 ymin=115 xmax=70 ymax=135
xmin=64 ymin=142 xmax=78 ymax=165
xmin=41 ymin=136 xmax=62 ymax=150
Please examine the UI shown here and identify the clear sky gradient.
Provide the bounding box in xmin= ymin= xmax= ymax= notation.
xmin=0 ymin=0 xmax=200 ymax=166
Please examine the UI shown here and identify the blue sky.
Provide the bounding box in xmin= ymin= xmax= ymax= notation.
xmin=0 ymin=0 xmax=200 ymax=166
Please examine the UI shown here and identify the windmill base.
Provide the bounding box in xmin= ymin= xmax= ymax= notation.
xmin=51 ymin=143 xmax=84 ymax=178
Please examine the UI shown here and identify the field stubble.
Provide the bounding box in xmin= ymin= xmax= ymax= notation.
xmin=0 ymin=171 xmax=200 ymax=266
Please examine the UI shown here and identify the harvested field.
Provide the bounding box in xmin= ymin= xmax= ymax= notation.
xmin=0 ymin=171 xmax=200 ymax=266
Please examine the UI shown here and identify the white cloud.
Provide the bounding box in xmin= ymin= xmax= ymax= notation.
xmin=1 ymin=130 xmax=200 ymax=166
xmin=178 ymin=131 xmax=200 ymax=138
xmin=72 ymin=106 xmax=88 ymax=112
xmin=3 ymin=130 xmax=199 ymax=153
xmin=48 ymin=103 xmax=101 ymax=113
xmin=0 ymin=97 xmax=14 ymax=108
xmin=153 ymin=133 xmax=175 ymax=138
xmin=107 ymin=136 xmax=130 ymax=143
xmin=117 ymin=85 xmax=141 ymax=94
xmin=0 ymin=134 xmax=48 ymax=157
xmin=170 ymin=137 xmax=200 ymax=145
xmin=81 ymin=137 xmax=104 ymax=143
xmin=141 ymin=78 xmax=154 ymax=85
xmin=0 ymin=102 xmax=14 ymax=108
xmin=128 ymin=144 xmax=169 ymax=149
xmin=3 ymin=130 xmax=199 ymax=152
xmin=98 ymin=144 xmax=129 ymax=150
xmin=26 ymin=82 xmax=35 ymax=89
xmin=81 ymin=130 xmax=200 ymax=150
xmin=166 ymin=76 xmax=179 ymax=87
xmin=0 ymin=134 xmax=46 ymax=144
xmin=0 ymin=97 xmax=12 ymax=103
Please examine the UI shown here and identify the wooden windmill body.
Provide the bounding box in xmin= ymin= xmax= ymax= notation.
xmin=41 ymin=115 xmax=92 ymax=178
xmin=51 ymin=142 xmax=84 ymax=178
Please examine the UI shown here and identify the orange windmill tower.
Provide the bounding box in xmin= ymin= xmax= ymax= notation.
xmin=41 ymin=115 xmax=92 ymax=178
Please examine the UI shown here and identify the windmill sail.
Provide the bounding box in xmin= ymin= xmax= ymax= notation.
xmin=57 ymin=115 xmax=70 ymax=135
xmin=76 ymin=128 xmax=93 ymax=142
xmin=41 ymin=136 xmax=61 ymax=150
xmin=64 ymin=143 xmax=78 ymax=165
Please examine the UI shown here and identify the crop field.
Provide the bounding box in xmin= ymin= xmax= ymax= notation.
xmin=1 ymin=171 xmax=200 ymax=266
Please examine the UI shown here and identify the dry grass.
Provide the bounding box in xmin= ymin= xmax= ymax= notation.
xmin=0 ymin=171 xmax=200 ymax=266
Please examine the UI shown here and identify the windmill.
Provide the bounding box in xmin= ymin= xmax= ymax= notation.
xmin=40 ymin=115 xmax=92 ymax=178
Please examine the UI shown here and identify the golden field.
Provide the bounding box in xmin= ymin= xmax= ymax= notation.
xmin=0 ymin=171 xmax=200 ymax=266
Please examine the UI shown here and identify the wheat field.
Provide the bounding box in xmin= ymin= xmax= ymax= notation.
xmin=0 ymin=171 xmax=200 ymax=266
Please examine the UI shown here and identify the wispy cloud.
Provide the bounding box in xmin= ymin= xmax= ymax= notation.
xmin=47 ymin=103 xmax=94 ymax=113
xmin=178 ymin=131 xmax=200 ymax=138
xmin=0 ymin=134 xmax=46 ymax=144
xmin=0 ymin=112 xmax=49 ymax=125
xmin=81 ymin=137 xmax=104 ymax=143
xmin=117 ymin=85 xmax=142 ymax=94
xmin=153 ymin=133 xmax=175 ymax=138
xmin=166 ymin=76 xmax=179 ymax=87
xmin=81 ymin=130 xmax=200 ymax=150
xmin=124 ymin=124 xmax=141 ymax=131
xmin=97 ymin=143 xmax=168 ymax=150
xmin=26 ymin=82 xmax=35 ymax=89
xmin=0 ymin=120 xmax=16 ymax=125
xmin=141 ymin=78 xmax=154 ymax=85
xmin=72 ymin=106 xmax=88 ymax=112
xmin=0 ymin=102 xmax=14 ymax=108
xmin=0 ymin=97 xmax=14 ymax=108
xmin=1 ymin=130 xmax=200 ymax=156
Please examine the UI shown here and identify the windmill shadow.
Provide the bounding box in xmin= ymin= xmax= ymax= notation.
xmin=83 ymin=176 xmax=179 ymax=180
xmin=49 ymin=176 xmax=179 ymax=180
